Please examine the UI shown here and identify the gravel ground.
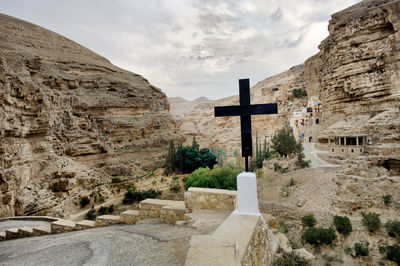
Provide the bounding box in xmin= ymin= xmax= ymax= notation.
xmin=0 ymin=220 xmax=50 ymax=232
xmin=0 ymin=223 xmax=200 ymax=266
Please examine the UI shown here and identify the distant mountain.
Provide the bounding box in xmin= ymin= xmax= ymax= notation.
xmin=168 ymin=96 xmax=212 ymax=121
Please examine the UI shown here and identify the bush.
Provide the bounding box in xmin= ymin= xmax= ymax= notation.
xmin=302 ymin=227 xmax=337 ymax=246
xmin=288 ymin=178 xmax=296 ymax=187
xmin=273 ymin=251 xmax=311 ymax=266
xmin=301 ymin=214 xmax=317 ymax=227
xmin=86 ymin=207 xmax=97 ymax=220
xmin=123 ymin=187 xmax=162 ymax=205
xmin=169 ymin=177 xmax=181 ymax=193
xmin=80 ymin=196 xmax=90 ymax=208
xmin=293 ymin=88 xmax=307 ymax=98
xmin=271 ymin=126 xmax=301 ymax=157
xmin=184 ymin=166 xmax=239 ymax=191
xmin=108 ymin=205 xmax=114 ymax=214
xmin=98 ymin=206 xmax=107 ymax=215
xmin=385 ymin=220 xmax=400 ymax=237
xmin=333 ymin=215 xmax=352 ymax=236
xmin=383 ymin=194 xmax=392 ymax=206
xmin=362 ymin=212 xmax=381 ymax=233
xmin=277 ymin=221 xmax=288 ymax=234
xmin=354 ymin=242 xmax=369 ymax=257
xmin=173 ymin=146 xmax=217 ymax=174
xmin=273 ymin=162 xmax=282 ymax=171
xmin=386 ymin=245 xmax=400 ymax=264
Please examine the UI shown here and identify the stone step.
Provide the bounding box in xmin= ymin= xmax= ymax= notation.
xmin=32 ymin=226 xmax=51 ymax=236
xmin=160 ymin=204 xmax=187 ymax=224
xmin=139 ymin=199 xmax=186 ymax=220
xmin=0 ymin=232 xmax=6 ymax=241
xmin=120 ymin=210 xmax=140 ymax=224
xmin=95 ymin=215 xmax=122 ymax=226
xmin=76 ymin=220 xmax=96 ymax=230
xmin=18 ymin=226 xmax=33 ymax=238
xmin=51 ymin=220 xmax=76 ymax=234
xmin=5 ymin=228 xmax=19 ymax=240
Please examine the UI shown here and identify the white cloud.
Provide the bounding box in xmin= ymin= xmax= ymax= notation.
xmin=1 ymin=0 xmax=360 ymax=100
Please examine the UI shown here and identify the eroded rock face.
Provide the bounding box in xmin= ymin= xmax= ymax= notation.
xmin=0 ymin=14 xmax=179 ymax=217
xmin=177 ymin=65 xmax=307 ymax=157
xmin=305 ymin=0 xmax=400 ymax=153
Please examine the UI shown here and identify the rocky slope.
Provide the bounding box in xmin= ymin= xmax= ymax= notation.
xmin=178 ymin=65 xmax=307 ymax=157
xmin=0 ymin=14 xmax=179 ymax=217
xmin=305 ymin=0 xmax=400 ymax=154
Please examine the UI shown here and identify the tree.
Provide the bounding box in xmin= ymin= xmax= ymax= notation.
xmin=199 ymin=148 xmax=217 ymax=169
xmin=191 ymin=135 xmax=199 ymax=151
xmin=174 ymin=146 xmax=202 ymax=174
xmin=271 ymin=125 xmax=299 ymax=157
xmin=210 ymin=146 xmax=227 ymax=166
xmin=165 ymin=140 xmax=176 ymax=175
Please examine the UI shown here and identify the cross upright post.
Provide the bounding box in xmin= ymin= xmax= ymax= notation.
xmin=214 ymin=79 xmax=278 ymax=172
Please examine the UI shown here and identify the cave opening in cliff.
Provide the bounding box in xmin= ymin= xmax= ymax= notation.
xmin=384 ymin=21 xmax=395 ymax=34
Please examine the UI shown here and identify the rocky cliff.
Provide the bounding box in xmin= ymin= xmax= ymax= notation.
xmin=305 ymin=0 xmax=400 ymax=154
xmin=0 ymin=14 xmax=179 ymax=217
xmin=178 ymin=65 xmax=307 ymax=157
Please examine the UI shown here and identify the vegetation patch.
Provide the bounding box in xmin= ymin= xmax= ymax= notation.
xmin=354 ymin=242 xmax=369 ymax=257
xmin=273 ymin=251 xmax=311 ymax=266
xmin=79 ymin=196 xmax=90 ymax=208
xmin=293 ymin=88 xmax=308 ymax=98
xmin=301 ymin=214 xmax=317 ymax=228
xmin=183 ymin=165 xmax=239 ymax=190
xmin=123 ymin=186 xmax=162 ymax=205
xmin=302 ymin=227 xmax=337 ymax=246
xmin=86 ymin=207 xmax=97 ymax=220
xmin=362 ymin=212 xmax=381 ymax=233
xmin=169 ymin=176 xmax=182 ymax=193
xmin=385 ymin=220 xmax=400 ymax=238
xmin=333 ymin=215 xmax=352 ymax=236
xmin=383 ymin=194 xmax=392 ymax=206
xmin=386 ymin=245 xmax=400 ymax=264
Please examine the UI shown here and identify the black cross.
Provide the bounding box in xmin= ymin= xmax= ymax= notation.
xmin=214 ymin=79 xmax=278 ymax=172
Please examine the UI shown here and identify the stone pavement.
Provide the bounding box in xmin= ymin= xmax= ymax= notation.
xmin=0 ymin=222 xmax=199 ymax=266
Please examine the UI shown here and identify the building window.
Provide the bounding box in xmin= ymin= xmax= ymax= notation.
xmin=360 ymin=149 xmax=362 ymax=152
xmin=316 ymin=119 xmax=319 ymax=124
xmin=351 ymin=149 xmax=354 ymax=153
xmin=342 ymin=149 xmax=344 ymax=152
xmin=332 ymin=148 xmax=334 ymax=152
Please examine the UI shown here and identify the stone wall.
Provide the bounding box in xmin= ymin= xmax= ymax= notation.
xmin=184 ymin=187 xmax=237 ymax=212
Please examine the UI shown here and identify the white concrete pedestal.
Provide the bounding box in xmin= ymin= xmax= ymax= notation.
xmin=233 ymin=172 xmax=260 ymax=216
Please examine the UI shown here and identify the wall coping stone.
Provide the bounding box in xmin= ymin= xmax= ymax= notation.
xmin=188 ymin=187 xmax=237 ymax=196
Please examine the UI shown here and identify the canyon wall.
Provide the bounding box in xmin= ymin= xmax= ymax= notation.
xmin=304 ymin=0 xmax=400 ymax=152
xmin=0 ymin=14 xmax=179 ymax=217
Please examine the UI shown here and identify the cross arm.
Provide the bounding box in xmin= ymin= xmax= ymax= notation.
xmin=248 ymin=103 xmax=278 ymax=115
xmin=214 ymin=105 xmax=242 ymax=117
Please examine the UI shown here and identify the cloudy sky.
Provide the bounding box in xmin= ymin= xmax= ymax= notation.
xmin=1 ymin=0 xmax=359 ymax=100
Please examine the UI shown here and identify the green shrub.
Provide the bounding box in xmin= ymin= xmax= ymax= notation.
xmin=184 ymin=166 xmax=239 ymax=191
xmin=301 ymin=214 xmax=317 ymax=227
xmin=277 ymin=221 xmax=288 ymax=234
xmin=98 ymin=206 xmax=107 ymax=215
xmin=122 ymin=188 xmax=162 ymax=205
xmin=354 ymin=242 xmax=369 ymax=257
xmin=362 ymin=212 xmax=381 ymax=233
xmin=271 ymin=126 xmax=301 ymax=157
xmin=385 ymin=220 xmax=400 ymax=237
xmin=169 ymin=177 xmax=181 ymax=193
xmin=273 ymin=162 xmax=282 ymax=171
xmin=273 ymin=251 xmax=311 ymax=266
xmin=383 ymin=194 xmax=392 ymax=206
xmin=293 ymin=88 xmax=307 ymax=98
xmin=333 ymin=215 xmax=352 ymax=236
xmin=108 ymin=204 xmax=114 ymax=214
xmin=86 ymin=207 xmax=97 ymax=220
xmin=386 ymin=245 xmax=400 ymax=264
xmin=302 ymin=227 xmax=337 ymax=246
xmin=173 ymin=146 xmax=217 ymax=174
xmin=79 ymin=196 xmax=90 ymax=208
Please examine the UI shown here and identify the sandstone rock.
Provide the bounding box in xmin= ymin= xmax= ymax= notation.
xmin=0 ymin=14 xmax=180 ymax=217
xmin=293 ymin=248 xmax=315 ymax=263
